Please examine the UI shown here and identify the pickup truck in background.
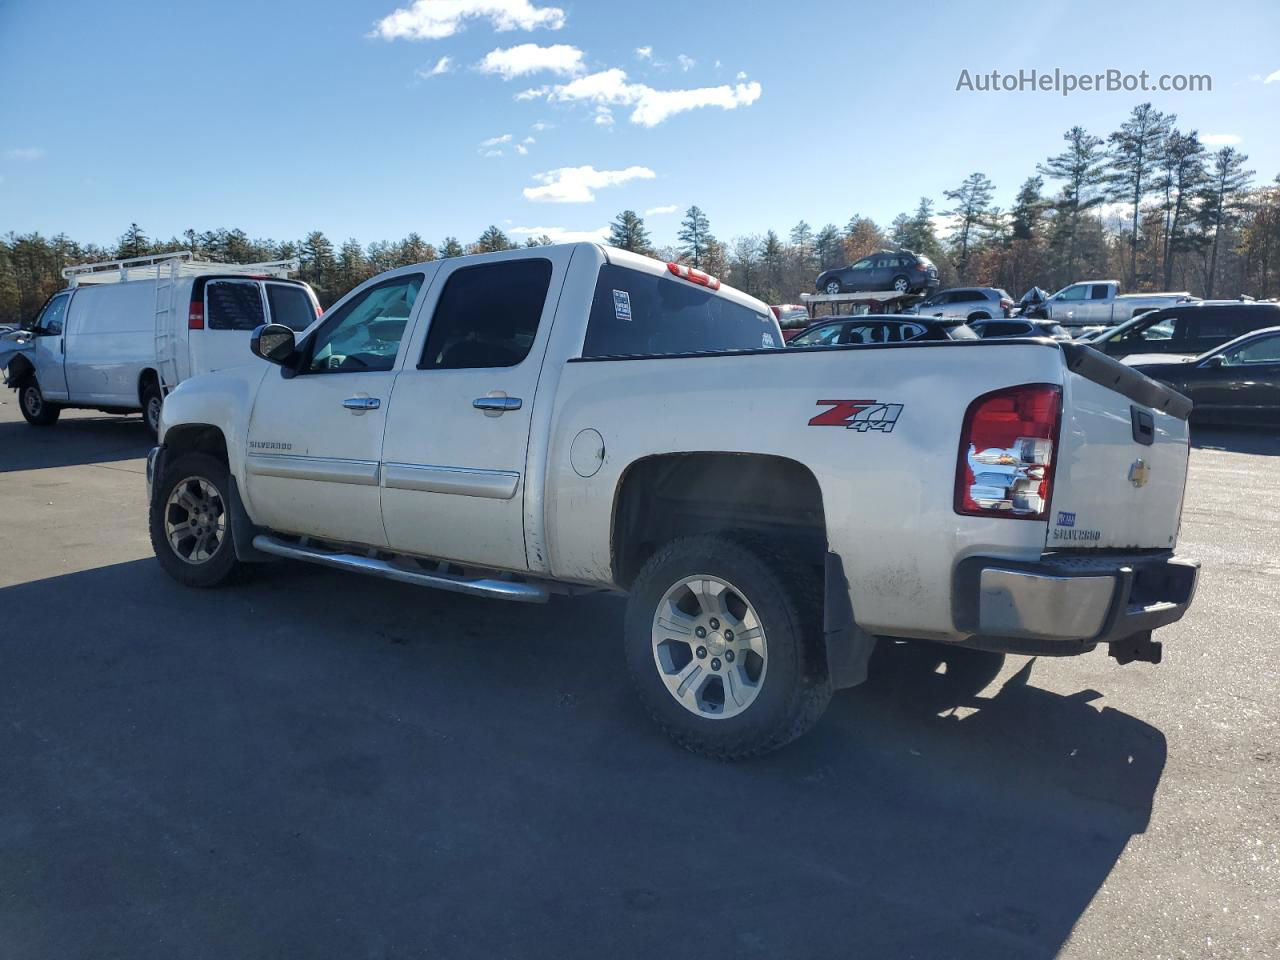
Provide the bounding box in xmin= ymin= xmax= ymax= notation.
xmin=146 ymin=244 xmax=1200 ymax=759
xmin=1032 ymin=280 xmax=1195 ymax=329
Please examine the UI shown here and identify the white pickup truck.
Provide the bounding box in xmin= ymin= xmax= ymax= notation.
xmin=146 ymin=244 xmax=1200 ymax=758
xmin=1036 ymin=280 xmax=1195 ymax=329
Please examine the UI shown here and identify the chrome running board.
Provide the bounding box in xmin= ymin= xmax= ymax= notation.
xmin=251 ymin=535 xmax=550 ymax=603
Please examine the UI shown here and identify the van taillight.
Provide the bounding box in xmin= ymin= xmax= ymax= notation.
xmin=188 ymin=300 xmax=205 ymax=330
xmin=955 ymin=383 xmax=1062 ymax=520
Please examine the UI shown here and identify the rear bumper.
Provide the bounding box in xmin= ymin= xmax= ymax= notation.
xmin=953 ymin=552 xmax=1199 ymax=656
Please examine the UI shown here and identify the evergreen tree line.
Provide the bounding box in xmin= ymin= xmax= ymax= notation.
xmin=4 ymin=103 xmax=1279 ymax=326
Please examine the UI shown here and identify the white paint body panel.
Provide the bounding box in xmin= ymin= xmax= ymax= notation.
xmin=158 ymin=243 xmax=1194 ymax=643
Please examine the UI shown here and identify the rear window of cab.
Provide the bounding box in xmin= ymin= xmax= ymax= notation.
xmin=582 ymin=264 xmax=780 ymax=357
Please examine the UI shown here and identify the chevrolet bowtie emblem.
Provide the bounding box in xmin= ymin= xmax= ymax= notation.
xmin=1129 ymin=459 xmax=1150 ymax=488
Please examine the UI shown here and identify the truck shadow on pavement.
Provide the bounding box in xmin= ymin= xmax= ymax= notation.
xmin=0 ymin=409 xmax=152 ymax=472
xmin=0 ymin=558 xmax=1166 ymax=960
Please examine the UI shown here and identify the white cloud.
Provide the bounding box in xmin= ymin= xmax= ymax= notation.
xmin=480 ymin=133 xmax=513 ymax=147
xmin=516 ymin=144 xmax=529 ymax=155
xmin=531 ymin=121 xmax=551 ymax=131
xmin=515 ymin=86 xmax=549 ymax=100
xmin=510 ymin=224 xmax=610 ymax=243
xmin=477 ymin=42 xmax=584 ymax=79
xmin=593 ymin=105 xmax=615 ymax=126
xmin=522 ymin=135 xmax=536 ymax=143
xmin=1202 ymin=133 xmax=1243 ymax=145
xmin=523 ymin=164 xmax=655 ymax=203
xmin=735 ymin=71 xmax=747 ymax=81
xmin=6 ymin=147 xmax=44 ymax=161
xmin=1263 ymin=68 xmax=1280 ymax=84
xmin=372 ymin=0 xmax=565 ymax=40
xmin=677 ymin=54 xmax=695 ymax=72
xmin=645 ymin=204 xmax=678 ymax=216
xmin=547 ymin=68 xmax=762 ymax=126
xmin=635 ymin=46 xmax=653 ymax=60
xmin=483 ymin=149 xmax=503 ymax=157
xmin=415 ymin=55 xmax=454 ymax=79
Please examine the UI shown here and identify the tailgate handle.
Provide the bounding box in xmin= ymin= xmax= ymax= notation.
xmin=1131 ymin=406 xmax=1155 ymax=446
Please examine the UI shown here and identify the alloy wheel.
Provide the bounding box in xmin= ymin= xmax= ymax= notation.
xmin=651 ymin=575 xmax=768 ymax=720
xmin=164 ymin=476 xmax=226 ymax=564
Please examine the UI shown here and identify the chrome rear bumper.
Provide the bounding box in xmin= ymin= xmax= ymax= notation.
xmin=953 ymin=552 xmax=1199 ymax=657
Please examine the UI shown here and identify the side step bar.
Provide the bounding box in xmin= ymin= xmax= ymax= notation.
xmin=251 ymin=535 xmax=550 ymax=603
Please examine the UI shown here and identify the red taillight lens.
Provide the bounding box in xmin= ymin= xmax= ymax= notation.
xmin=955 ymin=383 xmax=1062 ymax=520
xmin=667 ymin=261 xmax=721 ymax=290
xmin=188 ymin=301 xmax=205 ymax=330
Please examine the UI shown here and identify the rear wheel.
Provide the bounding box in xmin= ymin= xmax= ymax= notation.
xmin=149 ymin=452 xmax=243 ymax=588
xmin=624 ymin=535 xmax=831 ymax=759
xmin=142 ymin=380 xmax=163 ymax=437
xmin=19 ymin=378 xmax=61 ymax=426
xmin=892 ymin=275 xmax=911 ymax=294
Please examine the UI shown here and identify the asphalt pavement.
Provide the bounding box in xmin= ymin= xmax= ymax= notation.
xmin=0 ymin=398 xmax=1276 ymax=960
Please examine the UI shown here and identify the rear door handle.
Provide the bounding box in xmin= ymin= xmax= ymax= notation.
xmin=343 ymin=396 xmax=381 ymax=411
xmin=473 ymin=396 xmax=522 ymax=412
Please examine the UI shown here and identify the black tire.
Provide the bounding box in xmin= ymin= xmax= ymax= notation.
xmin=142 ymin=380 xmax=163 ymax=438
xmin=624 ymin=534 xmax=832 ymax=760
xmin=822 ymin=278 xmax=843 ymax=295
xmin=18 ymin=378 xmax=61 ymax=426
xmin=891 ymin=275 xmax=912 ymax=294
xmin=149 ymin=452 xmax=243 ymax=588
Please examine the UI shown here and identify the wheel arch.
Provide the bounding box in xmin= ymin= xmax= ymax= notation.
xmin=5 ymin=353 xmax=35 ymax=387
xmin=137 ymin=367 xmax=160 ymax=406
xmin=164 ymin=422 xmax=229 ymax=464
xmin=610 ymin=452 xmax=828 ymax=590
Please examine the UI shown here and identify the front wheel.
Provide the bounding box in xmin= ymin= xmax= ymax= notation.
xmin=19 ymin=378 xmax=61 ymax=426
xmin=823 ymin=279 xmax=843 ymax=295
xmin=624 ymin=535 xmax=832 ymax=759
xmin=892 ymin=275 xmax=911 ymax=294
xmin=149 ymin=452 xmax=243 ymax=588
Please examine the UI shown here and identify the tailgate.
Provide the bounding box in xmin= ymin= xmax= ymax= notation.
xmin=1048 ymin=346 xmax=1191 ymax=550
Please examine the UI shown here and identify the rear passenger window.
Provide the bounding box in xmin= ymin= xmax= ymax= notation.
xmin=419 ymin=259 xmax=551 ymax=370
xmin=266 ymin=284 xmax=317 ymax=332
xmin=206 ymin=281 xmax=265 ymax=331
xmin=1194 ymin=311 xmax=1235 ymax=341
xmin=1090 ymin=285 xmax=1110 ymax=300
xmin=582 ymin=264 xmax=780 ymax=357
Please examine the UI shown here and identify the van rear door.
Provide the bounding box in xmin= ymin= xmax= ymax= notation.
xmin=189 ymin=279 xmax=316 ymax=378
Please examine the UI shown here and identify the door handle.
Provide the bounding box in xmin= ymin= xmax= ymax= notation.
xmin=343 ymin=396 xmax=381 ymax=411
xmin=473 ymin=396 xmax=522 ymax=412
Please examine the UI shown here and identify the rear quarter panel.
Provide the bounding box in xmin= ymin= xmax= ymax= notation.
xmin=543 ymin=340 xmax=1070 ymax=640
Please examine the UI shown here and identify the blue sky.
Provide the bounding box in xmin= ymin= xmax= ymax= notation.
xmin=2 ymin=0 xmax=1278 ymax=249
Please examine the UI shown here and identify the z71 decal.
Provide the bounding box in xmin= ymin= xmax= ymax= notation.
xmin=808 ymin=400 xmax=904 ymax=433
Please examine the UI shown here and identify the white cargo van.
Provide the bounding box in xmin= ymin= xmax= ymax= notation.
xmin=3 ymin=252 xmax=319 ymax=435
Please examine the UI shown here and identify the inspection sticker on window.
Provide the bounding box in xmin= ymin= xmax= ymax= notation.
xmin=612 ymin=289 xmax=632 ymax=321
xmin=762 ymin=332 xmax=776 ymax=348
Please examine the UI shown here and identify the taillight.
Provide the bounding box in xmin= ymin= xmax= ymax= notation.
xmin=955 ymin=383 xmax=1062 ymax=521
xmin=667 ymin=261 xmax=721 ymax=290
xmin=188 ymin=300 xmax=205 ymax=329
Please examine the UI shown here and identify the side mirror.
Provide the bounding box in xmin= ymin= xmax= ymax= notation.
xmin=1202 ymin=354 xmax=1226 ymax=368
xmin=251 ymin=323 xmax=297 ymax=366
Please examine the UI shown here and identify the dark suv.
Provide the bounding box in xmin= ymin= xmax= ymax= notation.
xmin=1091 ymin=301 xmax=1280 ymax=360
xmin=815 ymin=249 xmax=939 ymax=295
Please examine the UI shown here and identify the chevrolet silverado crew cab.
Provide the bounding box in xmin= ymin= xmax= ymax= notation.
xmin=146 ymin=243 xmax=1200 ymax=759
xmin=1033 ymin=280 xmax=1195 ymax=330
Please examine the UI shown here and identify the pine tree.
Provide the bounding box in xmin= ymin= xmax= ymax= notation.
xmin=677 ymin=205 xmax=714 ymax=267
xmin=760 ymin=230 xmax=785 ymax=301
xmin=608 ymin=210 xmax=651 ymax=254
xmin=813 ymin=223 xmax=843 ymax=271
xmin=440 ymin=237 xmax=465 ymax=259
xmin=1107 ymin=103 xmax=1174 ymax=288
xmin=943 ymin=172 xmax=996 ymax=277
xmin=476 ymin=225 xmax=514 ymax=253
xmin=1157 ymin=129 xmax=1207 ymax=290
xmin=300 ymin=231 xmax=337 ymax=302
xmin=117 ymin=223 xmax=149 ymax=259
xmin=1038 ymin=126 xmax=1108 ymax=278
xmin=398 ymin=232 xmax=434 ymax=264
xmin=1011 ymin=176 xmax=1048 ymax=240
xmin=1197 ymin=146 xmax=1254 ymax=297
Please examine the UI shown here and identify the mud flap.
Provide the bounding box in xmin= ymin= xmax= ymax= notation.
xmin=824 ymin=552 xmax=877 ymax=689
xmin=227 ymin=476 xmax=276 ymax=564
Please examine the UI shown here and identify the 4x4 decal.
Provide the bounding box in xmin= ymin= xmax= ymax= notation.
xmin=808 ymin=400 xmax=904 ymax=433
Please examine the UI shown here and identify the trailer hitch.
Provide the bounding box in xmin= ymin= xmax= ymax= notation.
xmin=1109 ymin=631 xmax=1163 ymax=665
